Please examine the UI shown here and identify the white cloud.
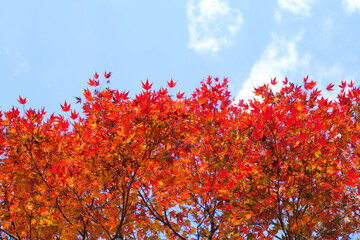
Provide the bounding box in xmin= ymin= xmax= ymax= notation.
xmin=4 ymin=48 xmax=10 ymax=56
xmin=236 ymin=32 xmax=311 ymax=102
xmin=321 ymin=18 xmax=334 ymax=38
xmin=343 ymin=0 xmax=360 ymax=14
xmin=187 ymin=0 xmax=243 ymax=53
xmin=274 ymin=10 xmax=283 ymax=22
xmin=14 ymin=61 xmax=30 ymax=76
xmin=277 ymin=0 xmax=315 ymax=17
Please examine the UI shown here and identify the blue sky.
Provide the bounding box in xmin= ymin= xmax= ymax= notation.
xmin=1 ymin=0 xmax=360 ymax=115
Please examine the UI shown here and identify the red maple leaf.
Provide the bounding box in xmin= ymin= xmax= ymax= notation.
xmin=348 ymin=80 xmax=354 ymax=88
xmin=339 ymin=81 xmax=347 ymax=89
xmin=60 ymin=101 xmax=71 ymax=112
xmin=119 ymin=91 xmax=129 ymax=101
xmin=113 ymin=90 xmax=130 ymax=102
xmin=18 ymin=95 xmax=27 ymax=105
xmin=159 ymin=87 xmax=168 ymax=95
xmin=141 ymin=79 xmax=153 ymax=91
xmin=88 ymin=78 xmax=95 ymax=86
xmin=304 ymin=75 xmax=309 ymax=83
xmin=94 ymin=72 xmax=99 ymax=79
xmin=25 ymin=108 xmax=35 ymax=119
xmin=271 ymin=77 xmax=277 ymax=85
xmin=176 ymin=92 xmax=185 ymax=99
xmin=9 ymin=106 xmax=20 ymax=118
xmin=283 ymin=77 xmax=288 ymax=85
xmin=326 ymin=83 xmax=335 ymax=91
xmin=70 ymin=110 xmax=79 ymax=120
xmin=104 ymin=71 xmax=111 ymax=79
xmin=167 ymin=78 xmax=177 ymax=88
xmin=305 ymin=80 xmax=317 ymax=90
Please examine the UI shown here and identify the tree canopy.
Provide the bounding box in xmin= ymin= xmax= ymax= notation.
xmin=1 ymin=73 xmax=360 ymax=239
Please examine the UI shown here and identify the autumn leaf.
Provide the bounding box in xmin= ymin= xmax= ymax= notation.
xmin=304 ymin=75 xmax=309 ymax=83
xmin=88 ymin=78 xmax=95 ymax=86
xmin=305 ymin=80 xmax=316 ymax=90
xmin=283 ymin=77 xmax=288 ymax=85
xmin=141 ymin=78 xmax=153 ymax=91
xmin=75 ymin=96 xmax=82 ymax=104
xmin=70 ymin=110 xmax=79 ymax=120
xmin=176 ymin=92 xmax=185 ymax=99
xmin=339 ymin=80 xmax=347 ymax=89
xmin=167 ymin=78 xmax=177 ymax=88
xmin=270 ymin=77 xmax=277 ymax=85
xmin=60 ymin=101 xmax=71 ymax=112
xmin=104 ymin=70 xmax=111 ymax=79
xmin=159 ymin=87 xmax=168 ymax=95
xmin=113 ymin=90 xmax=129 ymax=102
xmin=18 ymin=95 xmax=27 ymax=105
xmin=326 ymin=83 xmax=335 ymax=91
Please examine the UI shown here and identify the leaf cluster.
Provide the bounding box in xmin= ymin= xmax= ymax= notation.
xmin=1 ymin=74 xmax=360 ymax=239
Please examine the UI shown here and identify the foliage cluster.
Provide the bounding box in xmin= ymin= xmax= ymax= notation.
xmin=1 ymin=73 xmax=360 ymax=239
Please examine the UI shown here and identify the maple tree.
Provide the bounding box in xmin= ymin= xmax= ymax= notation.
xmin=1 ymin=72 xmax=360 ymax=239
